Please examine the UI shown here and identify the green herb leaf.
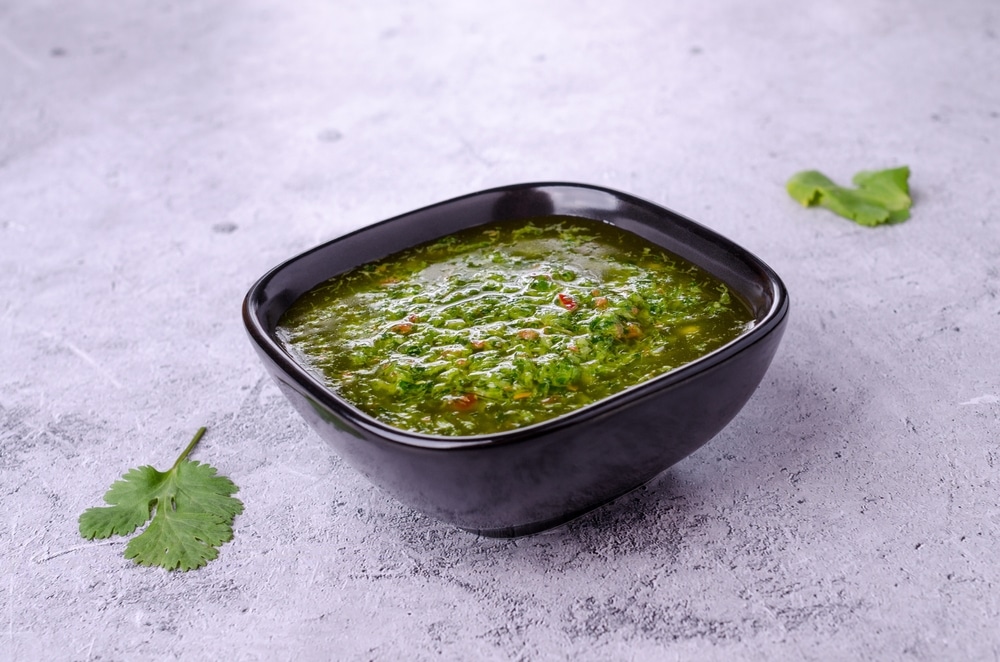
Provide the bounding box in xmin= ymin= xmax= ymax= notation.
xmin=787 ymin=166 xmax=912 ymax=226
xmin=79 ymin=427 xmax=243 ymax=571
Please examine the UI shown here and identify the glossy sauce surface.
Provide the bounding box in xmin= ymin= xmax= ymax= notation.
xmin=278 ymin=217 xmax=754 ymax=436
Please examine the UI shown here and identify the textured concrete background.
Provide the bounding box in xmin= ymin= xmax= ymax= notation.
xmin=2 ymin=0 xmax=999 ymax=660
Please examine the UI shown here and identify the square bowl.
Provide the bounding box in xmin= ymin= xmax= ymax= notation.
xmin=243 ymin=182 xmax=789 ymax=537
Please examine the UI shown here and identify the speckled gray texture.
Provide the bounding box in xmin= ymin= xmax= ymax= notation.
xmin=2 ymin=0 xmax=999 ymax=660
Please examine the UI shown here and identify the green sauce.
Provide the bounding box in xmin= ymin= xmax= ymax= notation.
xmin=277 ymin=217 xmax=754 ymax=436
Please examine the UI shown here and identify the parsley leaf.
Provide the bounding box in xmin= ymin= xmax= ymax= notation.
xmin=79 ymin=427 xmax=243 ymax=571
xmin=787 ymin=166 xmax=912 ymax=226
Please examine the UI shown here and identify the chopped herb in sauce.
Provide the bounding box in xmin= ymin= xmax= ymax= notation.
xmin=277 ymin=217 xmax=754 ymax=436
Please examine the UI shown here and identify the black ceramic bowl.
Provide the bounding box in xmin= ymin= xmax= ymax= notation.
xmin=243 ymin=182 xmax=788 ymax=537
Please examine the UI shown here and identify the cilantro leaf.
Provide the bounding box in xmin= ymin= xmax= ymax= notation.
xmin=787 ymin=166 xmax=912 ymax=226
xmin=125 ymin=510 xmax=233 ymax=572
xmin=79 ymin=427 xmax=243 ymax=571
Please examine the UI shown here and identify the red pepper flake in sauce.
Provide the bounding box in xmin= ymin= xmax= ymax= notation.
xmin=557 ymin=293 xmax=578 ymax=311
xmin=448 ymin=393 xmax=477 ymax=411
xmin=624 ymin=323 xmax=643 ymax=340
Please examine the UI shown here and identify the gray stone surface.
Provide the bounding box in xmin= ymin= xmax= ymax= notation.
xmin=2 ymin=0 xmax=999 ymax=659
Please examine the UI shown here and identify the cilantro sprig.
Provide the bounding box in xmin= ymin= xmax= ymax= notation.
xmin=787 ymin=166 xmax=912 ymax=226
xmin=79 ymin=427 xmax=243 ymax=571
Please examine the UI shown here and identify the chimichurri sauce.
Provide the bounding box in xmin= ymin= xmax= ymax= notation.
xmin=277 ymin=217 xmax=755 ymax=436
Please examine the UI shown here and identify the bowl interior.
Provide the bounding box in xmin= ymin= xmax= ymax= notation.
xmin=244 ymin=182 xmax=787 ymax=444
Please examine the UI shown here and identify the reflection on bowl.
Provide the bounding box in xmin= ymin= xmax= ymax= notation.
xmin=243 ymin=182 xmax=789 ymax=537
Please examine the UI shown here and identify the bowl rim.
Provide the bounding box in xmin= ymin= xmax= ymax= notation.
xmin=243 ymin=181 xmax=789 ymax=450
